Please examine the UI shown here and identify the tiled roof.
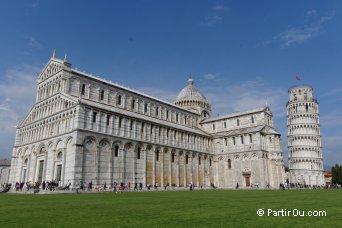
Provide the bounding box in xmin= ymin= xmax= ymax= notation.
xmin=201 ymin=107 xmax=268 ymax=123
xmin=72 ymin=69 xmax=197 ymax=115
xmin=0 ymin=159 xmax=11 ymax=166
xmin=80 ymin=99 xmax=211 ymax=137
xmin=212 ymin=125 xmax=265 ymax=137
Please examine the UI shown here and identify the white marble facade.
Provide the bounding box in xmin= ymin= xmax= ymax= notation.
xmin=9 ymin=52 xmax=285 ymax=189
xmin=287 ymin=85 xmax=325 ymax=186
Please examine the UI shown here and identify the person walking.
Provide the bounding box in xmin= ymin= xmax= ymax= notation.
xmin=80 ymin=180 xmax=84 ymax=190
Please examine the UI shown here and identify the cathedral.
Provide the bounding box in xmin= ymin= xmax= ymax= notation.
xmin=9 ymin=52 xmax=285 ymax=189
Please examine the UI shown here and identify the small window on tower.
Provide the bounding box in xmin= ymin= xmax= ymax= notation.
xmin=130 ymin=120 xmax=133 ymax=130
xmin=156 ymin=150 xmax=160 ymax=161
xmin=131 ymin=99 xmax=135 ymax=110
xmin=119 ymin=117 xmax=122 ymax=128
xmin=137 ymin=147 xmax=141 ymax=159
xmin=100 ymin=90 xmax=104 ymax=100
xmin=106 ymin=115 xmax=110 ymax=126
xmin=237 ymin=119 xmax=240 ymax=126
xmin=117 ymin=95 xmax=122 ymax=106
xmin=251 ymin=116 xmax=254 ymax=124
xmin=81 ymin=84 xmax=86 ymax=95
xmin=92 ymin=112 xmax=97 ymax=123
xmin=114 ymin=145 xmax=119 ymax=157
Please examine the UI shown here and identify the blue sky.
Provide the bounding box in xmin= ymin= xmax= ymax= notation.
xmin=0 ymin=1 xmax=341 ymax=167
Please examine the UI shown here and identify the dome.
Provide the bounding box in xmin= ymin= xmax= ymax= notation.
xmin=175 ymin=78 xmax=208 ymax=103
xmin=174 ymin=78 xmax=211 ymax=118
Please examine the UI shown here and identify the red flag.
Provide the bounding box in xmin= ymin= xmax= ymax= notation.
xmin=296 ymin=75 xmax=301 ymax=80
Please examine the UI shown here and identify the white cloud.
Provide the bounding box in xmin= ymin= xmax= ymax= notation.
xmin=306 ymin=9 xmax=317 ymax=16
xmin=321 ymin=112 xmax=342 ymax=127
xmin=28 ymin=36 xmax=43 ymax=49
xmin=213 ymin=5 xmax=225 ymax=11
xmin=0 ymin=64 xmax=39 ymax=158
xmin=200 ymin=3 xmax=227 ymax=27
xmin=263 ymin=11 xmax=335 ymax=47
xmin=200 ymin=15 xmax=222 ymax=27
xmin=202 ymin=79 xmax=287 ymax=118
xmin=321 ymin=87 xmax=342 ymax=97
xmin=277 ymin=26 xmax=320 ymax=46
xmin=203 ymin=73 xmax=217 ymax=80
xmin=322 ymin=136 xmax=342 ymax=166
xmin=323 ymin=136 xmax=342 ymax=146
xmin=319 ymin=11 xmax=335 ymax=23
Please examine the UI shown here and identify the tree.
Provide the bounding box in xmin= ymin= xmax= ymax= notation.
xmin=332 ymin=164 xmax=342 ymax=185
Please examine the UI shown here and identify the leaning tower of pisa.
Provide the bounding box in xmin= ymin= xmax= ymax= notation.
xmin=287 ymin=85 xmax=324 ymax=186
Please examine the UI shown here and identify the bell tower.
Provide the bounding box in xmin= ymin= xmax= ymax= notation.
xmin=287 ymin=85 xmax=324 ymax=186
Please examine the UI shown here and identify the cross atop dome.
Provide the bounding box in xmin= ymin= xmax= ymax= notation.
xmin=188 ymin=76 xmax=194 ymax=85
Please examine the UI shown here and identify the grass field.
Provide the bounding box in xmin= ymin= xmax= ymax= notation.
xmin=0 ymin=189 xmax=341 ymax=227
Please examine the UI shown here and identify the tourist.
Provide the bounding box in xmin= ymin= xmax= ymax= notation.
xmin=67 ymin=180 xmax=71 ymax=190
xmin=80 ymin=180 xmax=84 ymax=190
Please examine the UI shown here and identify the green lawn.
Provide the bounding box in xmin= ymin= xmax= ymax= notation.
xmin=0 ymin=190 xmax=341 ymax=227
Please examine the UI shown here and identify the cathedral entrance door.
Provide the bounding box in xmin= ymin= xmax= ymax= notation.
xmin=37 ymin=160 xmax=44 ymax=183
xmin=245 ymin=175 xmax=251 ymax=187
